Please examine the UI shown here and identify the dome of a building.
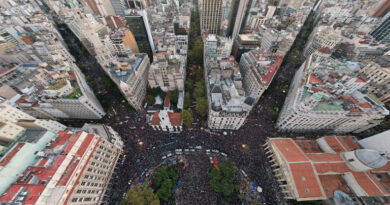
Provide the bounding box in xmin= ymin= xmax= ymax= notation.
xmin=355 ymin=149 xmax=387 ymax=169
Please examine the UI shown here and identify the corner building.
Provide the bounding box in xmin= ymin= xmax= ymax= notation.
xmin=0 ymin=131 xmax=122 ymax=204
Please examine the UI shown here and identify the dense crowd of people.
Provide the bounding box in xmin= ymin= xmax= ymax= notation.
xmin=99 ymin=93 xmax=290 ymax=205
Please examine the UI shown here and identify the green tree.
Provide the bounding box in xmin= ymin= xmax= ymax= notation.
xmin=120 ymin=183 xmax=160 ymax=205
xmin=170 ymin=89 xmax=179 ymax=105
xmin=96 ymin=93 xmax=109 ymax=108
xmin=147 ymin=95 xmax=156 ymax=106
xmin=185 ymin=79 xmax=193 ymax=91
xmin=181 ymin=109 xmax=194 ymax=127
xmin=195 ymin=97 xmax=208 ymax=118
xmin=188 ymin=37 xmax=203 ymax=66
xmin=194 ymin=80 xmax=205 ymax=99
xmin=149 ymin=87 xmax=163 ymax=97
xmin=101 ymin=76 xmax=121 ymax=96
xmin=208 ymin=162 xmax=236 ymax=196
xmin=195 ymin=67 xmax=204 ymax=81
xmin=183 ymin=93 xmax=191 ymax=109
xmin=152 ymin=167 xmax=177 ymax=202
xmin=156 ymin=179 xmax=173 ymax=201
xmin=86 ymin=76 xmax=97 ymax=91
xmin=153 ymin=168 xmax=169 ymax=187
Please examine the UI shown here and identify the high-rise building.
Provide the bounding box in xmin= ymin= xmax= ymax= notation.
xmin=370 ymin=12 xmax=390 ymax=42
xmin=106 ymin=54 xmax=151 ymax=112
xmin=0 ymin=130 xmax=122 ymax=204
xmin=109 ymin=28 xmax=139 ymax=57
xmin=110 ymin=0 xmax=127 ymax=16
xmin=125 ymin=10 xmax=155 ymax=62
xmin=0 ymin=103 xmax=67 ymax=134
xmin=0 ymin=61 xmax=106 ymax=120
xmin=126 ymin=0 xmax=148 ymax=9
xmin=230 ymin=0 xmax=250 ymax=39
xmin=204 ymin=56 xmax=254 ymax=130
xmin=372 ymin=0 xmax=390 ymax=18
xmin=239 ymin=49 xmax=283 ymax=103
xmin=231 ymin=33 xmax=262 ymax=61
xmin=204 ymin=34 xmax=233 ymax=59
xmin=264 ymin=136 xmax=390 ymax=202
xmin=200 ymin=0 xmax=222 ymax=34
xmin=276 ymin=55 xmax=389 ymax=134
xmin=84 ymin=0 xmax=116 ymax=16
xmin=303 ymin=26 xmax=340 ymax=58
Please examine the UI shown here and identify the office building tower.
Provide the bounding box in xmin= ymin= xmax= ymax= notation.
xmin=84 ymin=0 xmax=116 ymax=16
xmin=230 ymin=0 xmax=249 ymax=40
xmin=110 ymin=0 xmax=127 ymax=16
xmin=125 ymin=10 xmax=155 ymax=62
xmin=372 ymin=0 xmax=390 ymax=18
xmin=200 ymin=0 xmax=222 ymax=34
xmin=126 ymin=0 xmax=148 ymax=9
xmin=106 ymin=54 xmax=151 ymax=112
xmin=370 ymin=12 xmax=390 ymax=42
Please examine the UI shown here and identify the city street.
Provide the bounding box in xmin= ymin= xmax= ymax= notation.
xmin=56 ymin=12 xmax=380 ymax=205
xmin=56 ymin=15 xmax=314 ymax=205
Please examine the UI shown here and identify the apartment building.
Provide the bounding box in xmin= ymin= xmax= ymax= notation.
xmin=359 ymin=56 xmax=390 ymax=103
xmin=204 ymin=34 xmax=233 ymax=60
xmin=303 ymin=26 xmax=341 ymax=58
xmin=0 ymin=2 xmax=75 ymax=65
xmin=148 ymin=53 xmax=185 ymax=92
xmin=0 ymin=63 xmax=105 ymax=120
xmin=0 ymin=103 xmax=66 ymax=133
xmin=239 ymin=49 xmax=283 ymax=103
xmin=205 ymin=56 xmax=254 ymax=130
xmin=0 ymin=130 xmax=122 ymax=205
xmin=277 ymin=55 xmax=389 ymax=134
xmin=107 ymin=54 xmax=151 ymax=112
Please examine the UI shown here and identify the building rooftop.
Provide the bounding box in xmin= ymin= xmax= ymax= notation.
xmin=267 ymin=136 xmax=390 ymax=201
xmin=0 ymin=130 xmax=56 ymax=195
xmin=108 ymin=54 xmax=147 ymax=84
xmin=298 ymin=57 xmax=389 ymax=115
xmin=0 ymin=131 xmax=101 ymax=204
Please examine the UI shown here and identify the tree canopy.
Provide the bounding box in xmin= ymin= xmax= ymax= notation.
xmin=183 ymin=93 xmax=191 ymax=109
xmin=120 ymin=183 xmax=160 ymax=205
xmin=147 ymin=95 xmax=156 ymax=106
xmin=194 ymin=79 xmax=205 ymax=99
xmin=195 ymin=67 xmax=204 ymax=81
xmin=170 ymin=89 xmax=179 ymax=106
xmin=152 ymin=167 xmax=178 ymax=202
xmin=208 ymin=162 xmax=236 ymax=196
xmin=181 ymin=109 xmax=194 ymax=127
xmin=195 ymin=97 xmax=208 ymax=118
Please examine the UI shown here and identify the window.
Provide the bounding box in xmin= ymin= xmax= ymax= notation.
xmin=71 ymin=198 xmax=78 ymax=202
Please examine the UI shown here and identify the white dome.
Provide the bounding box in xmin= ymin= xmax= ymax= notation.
xmin=355 ymin=149 xmax=387 ymax=169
